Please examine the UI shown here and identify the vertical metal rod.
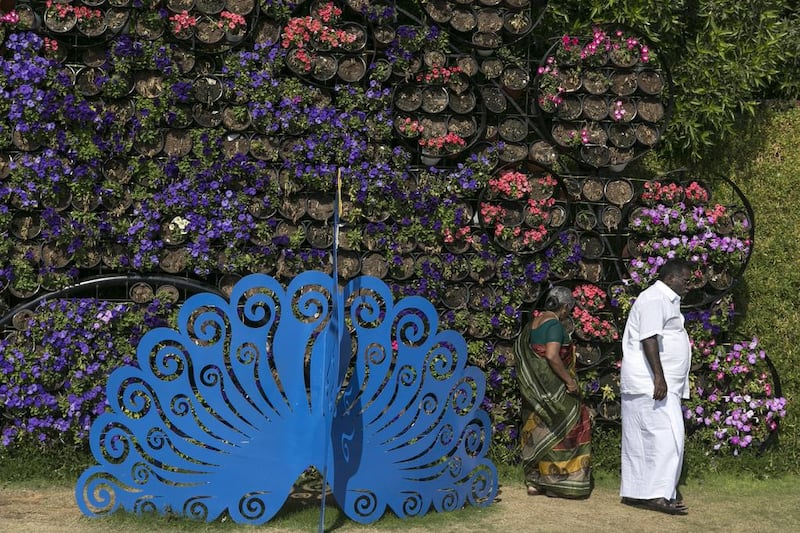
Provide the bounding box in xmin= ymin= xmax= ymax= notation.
xmin=318 ymin=168 xmax=342 ymax=533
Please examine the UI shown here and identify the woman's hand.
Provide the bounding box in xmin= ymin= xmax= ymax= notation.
xmin=566 ymin=377 xmax=579 ymax=395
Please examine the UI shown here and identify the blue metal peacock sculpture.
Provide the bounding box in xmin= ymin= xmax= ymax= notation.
xmin=75 ymin=271 xmax=498 ymax=524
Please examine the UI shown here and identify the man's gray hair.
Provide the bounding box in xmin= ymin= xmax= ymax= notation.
xmin=544 ymin=286 xmax=576 ymax=311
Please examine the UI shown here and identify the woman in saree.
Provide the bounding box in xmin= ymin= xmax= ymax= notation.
xmin=515 ymin=286 xmax=593 ymax=498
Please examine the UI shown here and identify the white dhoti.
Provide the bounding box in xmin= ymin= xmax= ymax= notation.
xmin=620 ymin=393 xmax=684 ymax=500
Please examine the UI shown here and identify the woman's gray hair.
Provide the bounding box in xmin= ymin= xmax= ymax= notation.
xmin=544 ymin=286 xmax=576 ymax=311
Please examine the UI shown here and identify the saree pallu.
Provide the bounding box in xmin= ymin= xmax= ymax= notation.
xmin=515 ymin=332 xmax=593 ymax=498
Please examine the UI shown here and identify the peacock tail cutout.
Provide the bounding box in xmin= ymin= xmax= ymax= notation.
xmin=75 ymin=272 xmax=498 ymax=524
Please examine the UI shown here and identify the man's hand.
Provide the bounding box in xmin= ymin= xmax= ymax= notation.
xmin=652 ymin=374 xmax=667 ymax=401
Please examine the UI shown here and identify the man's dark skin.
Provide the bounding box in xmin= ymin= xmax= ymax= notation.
xmin=640 ymin=268 xmax=693 ymax=401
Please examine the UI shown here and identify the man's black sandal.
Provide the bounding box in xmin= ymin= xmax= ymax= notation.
xmin=621 ymin=497 xmax=688 ymax=515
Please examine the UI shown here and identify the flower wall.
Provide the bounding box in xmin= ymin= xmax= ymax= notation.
xmin=0 ymin=0 xmax=786 ymax=458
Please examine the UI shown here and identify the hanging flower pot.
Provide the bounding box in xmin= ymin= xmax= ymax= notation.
xmin=372 ymin=25 xmax=396 ymax=48
xmin=581 ymin=144 xmax=611 ymax=168
xmin=306 ymin=224 xmax=334 ymax=249
xmin=610 ymin=70 xmax=638 ymax=96
xmin=11 ymin=129 xmax=42 ymax=152
xmin=44 ymin=5 xmax=77 ymax=33
xmin=449 ymin=115 xmax=478 ymax=141
xmin=10 ymin=212 xmax=43 ymax=241
xmin=604 ymin=178 xmax=634 ymax=207
xmin=394 ymin=83 xmax=423 ymax=113
xmin=337 ymin=54 xmax=367 ymax=83
xmin=76 ymin=9 xmax=108 ymax=38
xmin=500 ymin=65 xmax=530 ymax=99
xmin=167 ymin=0 xmax=196 ymax=12
xmin=637 ymin=69 xmax=664 ymax=95
xmin=442 ymin=285 xmax=469 ymax=310
xmin=163 ymin=128 xmax=193 ymax=157
xmin=360 ymin=252 xmax=388 ymax=279
xmin=225 ymin=0 xmax=255 ymax=15
xmin=608 ymin=97 xmax=636 ymax=123
xmin=609 ymin=44 xmax=641 ymax=68
xmin=221 ymin=105 xmax=251 ymax=131
xmin=159 ymin=247 xmax=190 ymax=274
xmin=480 ymin=57 xmax=504 ymax=80
xmin=481 ymin=85 xmax=507 ymax=114
xmin=582 ymin=94 xmax=608 ymax=121
xmin=134 ymin=70 xmax=165 ymax=98
xmin=420 ymin=85 xmax=449 ymax=114
xmin=636 ymin=98 xmax=666 ymax=123
xmin=502 ymin=10 xmax=533 ymax=41
xmin=423 ymin=0 xmax=453 ymax=24
xmin=582 ymin=70 xmax=610 ymax=95
xmin=192 ymin=75 xmax=224 ymax=104
xmin=498 ymin=116 xmax=527 ymax=143
xmin=338 ymin=251 xmax=361 ymax=280
xmin=133 ymin=129 xmax=165 ymax=157
xmin=311 ymin=53 xmax=338 ymax=82
xmin=471 ymin=31 xmax=501 ymax=54
xmin=556 ymin=95 xmax=582 ymax=120
xmin=340 ymin=22 xmax=367 ymax=52
xmin=608 ymin=123 xmax=637 ymax=149
xmin=192 ymin=104 xmax=223 ymax=128
xmin=548 ymin=203 xmax=569 ymax=229
xmin=575 ymin=208 xmax=598 ymax=231
xmin=528 ymin=140 xmax=558 ymax=168
xmin=450 ymin=6 xmax=477 ymax=34
xmin=134 ymin=11 xmax=165 ymax=40
xmin=635 ymin=123 xmax=661 ymax=147
xmin=195 ymin=16 xmax=225 ymax=43
xmin=196 ymin=0 xmax=226 ymax=14
xmin=448 ymin=90 xmax=477 ymax=114
xmin=41 ymin=243 xmax=73 ymax=269
xmin=600 ymin=205 xmax=623 ymax=231
xmin=75 ymin=66 xmax=105 ymax=97
xmin=475 ymin=7 xmax=503 ymax=33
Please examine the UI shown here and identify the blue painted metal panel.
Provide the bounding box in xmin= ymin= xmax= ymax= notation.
xmin=75 ymin=272 xmax=497 ymax=524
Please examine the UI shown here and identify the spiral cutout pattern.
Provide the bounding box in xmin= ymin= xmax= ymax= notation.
xmin=460 ymin=420 xmax=487 ymax=458
xmin=149 ymin=340 xmax=190 ymax=382
xmin=199 ymin=364 xmax=223 ymax=387
xmin=448 ymin=455 xmax=463 ymax=478
xmin=132 ymin=497 xmax=158 ymax=515
xmin=436 ymin=488 xmax=460 ymax=512
xmin=236 ymin=341 xmax=259 ymax=365
xmin=131 ymin=461 xmax=152 ymax=485
xmin=364 ymin=341 xmax=387 ymax=365
xmin=187 ymin=305 xmax=229 ymax=347
xmin=397 ymin=364 xmax=418 ymax=387
xmin=348 ymin=288 xmax=387 ymax=328
xmin=238 ymin=286 xmax=280 ymax=327
xmin=352 ymin=490 xmax=379 ymax=520
xmin=291 ymin=283 xmax=330 ymax=324
xmin=239 ymin=492 xmax=268 ymax=521
xmin=395 ymin=308 xmax=430 ymax=348
xmin=400 ymin=491 xmax=424 ymax=517
xmin=438 ymin=422 xmax=455 ymax=446
xmin=421 ymin=392 xmax=439 ymax=415
xmin=468 ymin=464 xmax=498 ymax=506
xmin=450 ymin=376 xmax=478 ymax=415
xmin=117 ymin=377 xmax=156 ymax=418
xmin=170 ymin=394 xmax=192 ymax=417
xmin=183 ymin=496 xmax=210 ymax=521
xmin=426 ymin=340 xmax=458 ymax=381
xmin=146 ymin=427 xmax=168 ymax=451
xmin=99 ymin=422 xmax=134 ymax=464
xmin=79 ymin=473 xmax=122 ymax=515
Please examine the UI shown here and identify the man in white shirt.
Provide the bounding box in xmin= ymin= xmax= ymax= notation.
xmin=619 ymin=258 xmax=694 ymax=516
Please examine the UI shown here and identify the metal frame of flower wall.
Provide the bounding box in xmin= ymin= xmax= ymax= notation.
xmin=0 ymin=0 xmax=786 ymax=457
